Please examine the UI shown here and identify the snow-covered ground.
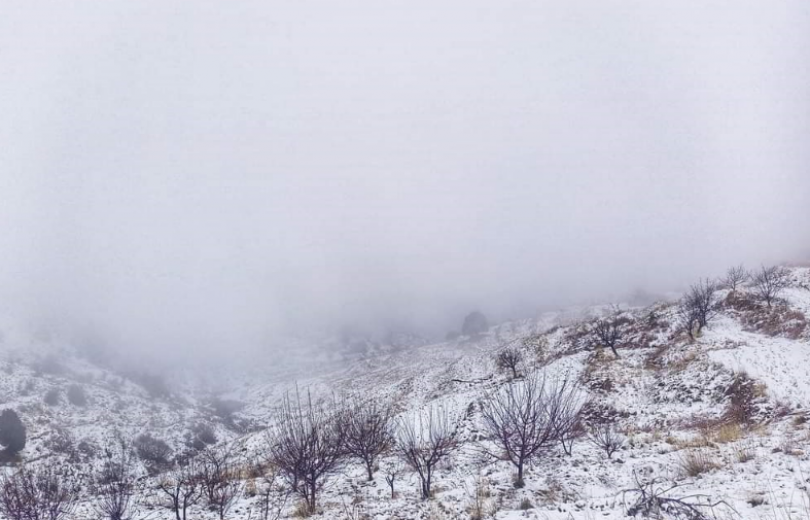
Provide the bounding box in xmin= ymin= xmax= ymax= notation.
xmin=1 ymin=267 xmax=809 ymax=519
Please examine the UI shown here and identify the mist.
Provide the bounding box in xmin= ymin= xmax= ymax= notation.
xmin=1 ymin=1 xmax=808 ymax=362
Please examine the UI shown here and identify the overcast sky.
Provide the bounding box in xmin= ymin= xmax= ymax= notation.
xmin=1 ymin=1 xmax=808 ymax=360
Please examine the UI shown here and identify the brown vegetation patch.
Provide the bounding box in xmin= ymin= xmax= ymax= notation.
xmin=723 ymin=292 xmax=807 ymax=339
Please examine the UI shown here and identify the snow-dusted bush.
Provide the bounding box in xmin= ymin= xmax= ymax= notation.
xmin=0 ymin=465 xmax=78 ymax=520
xmin=67 ymin=384 xmax=87 ymax=406
xmin=43 ymin=388 xmax=61 ymax=406
xmin=587 ymin=422 xmax=625 ymax=459
xmin=133 ymin=433 xmax=172 ymax=465
xmin=186 ymin=423 xmax=218 ymax=451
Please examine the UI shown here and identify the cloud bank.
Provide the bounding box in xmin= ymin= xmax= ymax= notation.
xmin=1 ymin=1 xmax=808 ymax=360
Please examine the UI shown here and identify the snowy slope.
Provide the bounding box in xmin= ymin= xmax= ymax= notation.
xmin=0 ymin=267 xmax=809 ymax=519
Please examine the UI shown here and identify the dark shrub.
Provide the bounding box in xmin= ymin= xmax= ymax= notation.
xmin=211 ymin=398 xmax=244 ymax=421
xmin=44 ymin=388 xmax=61 ymax=406
xmin=133 ymin=433 xmax=172 ymax=464
xmin=66 ymin=384 xmax=87 ymax=406
xmin=461 ymin=311 xmax=489 ymax=337
xmin=186 ymin=423 xmax=218 ymax=451
xmin=0 ymin=409 xmax=26 ymax=455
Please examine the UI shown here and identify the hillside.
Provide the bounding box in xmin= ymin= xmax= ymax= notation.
xmin=1 ymin=266 xmax=809 ymax=520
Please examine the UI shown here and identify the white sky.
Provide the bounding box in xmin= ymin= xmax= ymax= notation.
xmin=1 ymin=1 xmax=808 ymax=359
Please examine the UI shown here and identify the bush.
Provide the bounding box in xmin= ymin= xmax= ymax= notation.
xmin=461 ymin=311 xmax=488 ymax=337
xmin=44 ymin=388 xmax=61 ymax=406
xmin=186 ymin=423 xmax=218 ymax=451
xmin=211 ymin=398 xmax=244 ymax=422
xmin=0 ymin=466 xmax=78 ymax=520
xmin=0 ymin=409 xmax=26 ymax=455
xmin=678 ymin=450 xmax=719 ymax=478
xmin=133 ymin=433 xmax=172 ymax=464
xmin=66 ymin=385 xmax=87 ymax=407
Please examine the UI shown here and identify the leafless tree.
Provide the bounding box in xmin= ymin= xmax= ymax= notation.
xmin=592 ymin=318 xmax=623 ymax=358
xmin=198 ymin=447 xmax=232 ymax=504
xmin=495 ymin=347 xmax=523 ymax=379
xmin=211 ymin=479 xmax=241 ymax=520
xmin=266 ymin=390 xmax=344 ymax=515
xmin=752 ymin=265 xmax=790 ymax=307
xmin=382 ymin=460 xmax=404 ymax=499
xmin=0 ymin=465 xmax=79 ymax=520
xmin=480 ymin=374 xmax=579 ymax=487
xmin=338 ymin=399 xmax=395 ymax=481
xmin=395 ymin=407 xmax=460 ymax=499
xmin=723 ymin=265 xmax=748 ymax=292
xmin=678 ymin=279 xmax=719 ymax=339
xmin=588 ymin=422 xmax=624 ymax=459
xmin=198 ymin=446 xmax=241 ymax=520
xmin=547 ymin=378 xmax=586 ymax=456
xmin=157 ymin=461 xmax=202 ymax=520
xmin=94 ymin=438 xmax=136 ymax=520
xmin=254 ymin=463 xmax=290 ymax=520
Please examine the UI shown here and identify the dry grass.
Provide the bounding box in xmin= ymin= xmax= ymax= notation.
xmin=678 ymin=450 xmax=721 ymax=478
xmin=711 ymin=423 xmax=744 ymax=444
xmin=734 ymin=441 xmax=756 ymax=463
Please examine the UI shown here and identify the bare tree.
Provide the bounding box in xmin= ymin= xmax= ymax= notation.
xmin=382 ymin=460 xmax=404 ymax=499
xmin=592 ymin=318 xmax=623 ymax=358
xmin=547 ymin=378 xmax=585 ymax=456
xmin=480 ymin=374 xmax=578 ymax=487
xmin=94 ymin=438 xmax=136 ymax=520
xmin=495 ymin=347 xmax=523 ymax=379
xmin=256 ymin=463 xmax=290 ymax=520
xmin=395 ymin=407 xmax=460 ymax=499
xmin=0 ymin=465 xmax=78 ymax=520
xmin=678 ymin=279 xmax=719 ymax=339
xmin=752 ymin=265 xmax=790 ymax=307
xmin=338 ymin=399 xmax=395 ymax=481
xmin=724 ymin=265 xmax=748 ymax=292
xmin=588 ymin=422 xmax=625 ymax=459
xmin=157 ymin=461 xmax=202 ymax=520
xmin=266 ymin=390 xmax=344 ymax=515
xmin=198 ymin=447 xmax=232 ymax=505
xmin=198 ymin=446 xmax=241 ymax=520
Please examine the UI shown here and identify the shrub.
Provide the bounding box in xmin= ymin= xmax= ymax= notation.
xmin=0 ymin=466 xmax=78 ymax=520
xmin=211 ymin=398 xmax=244 ymax=422
xmin=187 ymin=423 xmax=218 ymax=451
xmin=44 ymin=388 xmax=61 ymax=406
xmin=461 ymin=312 xmax=488 ymax=337
xmin=66 ymin=385 xmax=87 ymax=406
xmin=588 ymin=422 xmax=625 ymax=459
xmin=0 ymin=410 xmax=26 ymax=455
xmin=678 ymin=450 xmax=719 ymax=478
xmin=133 ymin=433 xmax=172 ymax=464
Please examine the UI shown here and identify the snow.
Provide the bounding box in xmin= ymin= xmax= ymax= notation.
xmin=0 ymin=267 xmax=809 ymax=519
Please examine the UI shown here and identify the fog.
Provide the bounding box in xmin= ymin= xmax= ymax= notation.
xmin=1 ymin=1 xmax=808 ymax=362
